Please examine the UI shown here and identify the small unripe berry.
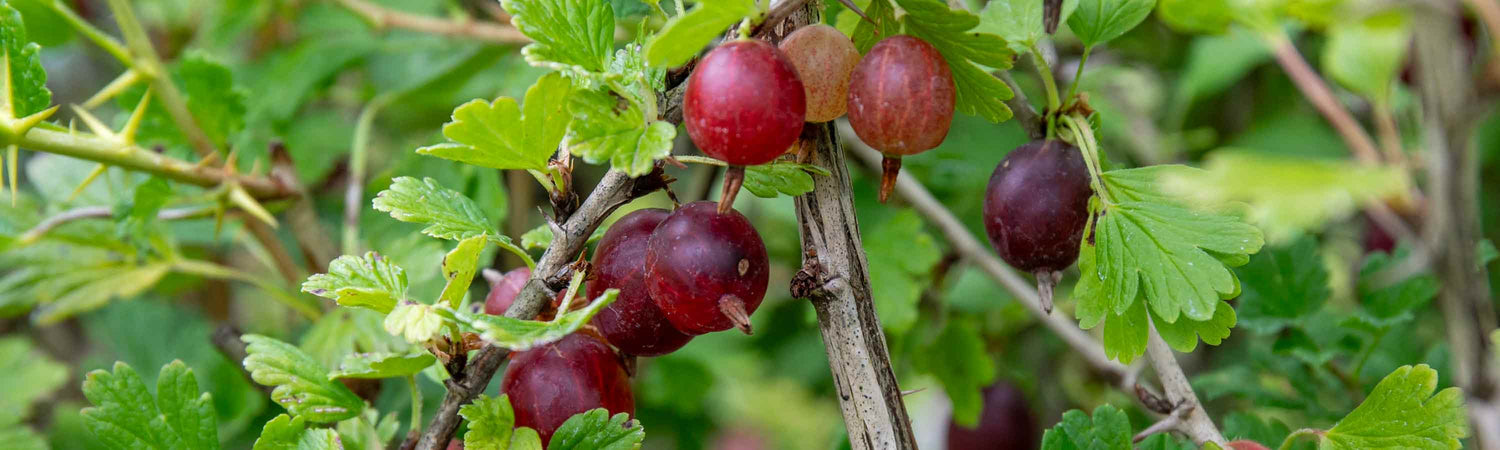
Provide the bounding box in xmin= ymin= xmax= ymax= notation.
xmin=779 ymin=24 xmax=860 ymax=123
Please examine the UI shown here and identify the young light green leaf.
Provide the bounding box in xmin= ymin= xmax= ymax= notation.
xmin=81 ymin=361 xmax=220 ymax=450
xmin=32 ymin=262 xmax=171 ymax=325
xmin=742 ymin=160 xmax=830 ymax=198
xmin=417 ymin=73 xmax=573 ymax=172
xmin=336 ymin=409 xmax=401 ymax=450
xmin=520 ymin=224 xmax=554 ymax=250
xmin=461 ymin=394 xmax=547 ymax=450
xmin=862 ymin=210 xmax=942 ymax=333
xmin=252 ymin=414 xmax=342 ymax=450
xmin=896 ymin=0 xmax=1016 ymax=123
xmin=501 ymin=0 xmax=615 ymax=74
xmin=0 ymin=0 xmax=51 ymax=118
xmin=565 ymin=88 xmax=675 ymax=176
xmin=439 ymin=235 xmax=488 ymax=307
xmin=1323 ymin=10 xmax=1410 ymax=106
xmin=373 ymin=176 xmax=499 ymax=240
xmin=0 ymin=337 xmax=68 ymax=414
xmin=977 ymin=0 xmax=1078 ymax=54
xmin=1067 ymin=0 xmax=1157 ymax=47
xmin=1235 ymin=236 xmax=1329 ymax=334
xmin=1160 ymin=151 xmax=1411 ymax=243
xmin=548 ymin=408 xmax=645 ymax=450
xmin=1156 ymin=0 xmax=1233 ymax=34
xmin=242 ymin=334 xmax=364 ymax=423
xmin=1039 ymin=404 xmax=1132 ymax=450
xmin=912 ymin=319 xmax=997 ymax=426
xmin=1320 ymin=364 xmax=1468 ymax=449
xmin=302 ymin=252 xmax=408 ymax=314
xmin=448 ymin=289 xmax=619 ymax=351
xmin=327 ymin=351 xmax=436 ymax=380
xmin=643 ymin=0 xmax=759 ymax=68
xmin=384 ymin=301 xmax=447 ymax=344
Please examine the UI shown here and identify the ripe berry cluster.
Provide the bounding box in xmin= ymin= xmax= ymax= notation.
xmin=486 ymin=202 xmax=768 ymax=444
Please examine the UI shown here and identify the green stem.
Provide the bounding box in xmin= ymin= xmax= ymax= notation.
xmin=1352 ymin=328 xmax=1386 ymax=377
xmin=675 ymin=0 xmax=686 ymax=17
xmin=1062 ymin=115 xmax=1110 ymax=204
xmin=19 ymin=126 xmax=295 ymax=198
xmin=1279 ymin=429 xmax=1324 ymax=450
xmin=1064 ymin=45 xmax=1092 ymax=104
xmin=408 ymin=375 xmax=424 ymax=436
xmin=1029 ymin=47 xmax=1062 ymax=113
xmin=344 ymin=96 xmax=393 ymax=256
xmin=47 ymin=0 xmax=133 ymax=66
xmin=105 ymin=0 xmax=220 ymax=159
xmin=738 ymin=17 xmax=753 ymax=39
xmin=172 ymin=259 xmax=322 ymax=319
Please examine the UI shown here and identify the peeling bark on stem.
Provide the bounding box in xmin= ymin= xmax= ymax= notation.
xmin=1145 ymin=324 xmax=1225 ymax=445
xmin=793 ymin=122 xmax=918 ymax=449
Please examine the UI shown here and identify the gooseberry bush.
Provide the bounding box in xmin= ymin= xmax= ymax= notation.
xmin=0 ymin=0 xmax=1496 ymax=449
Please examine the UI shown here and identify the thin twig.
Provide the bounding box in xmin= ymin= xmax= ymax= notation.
xmin=20 ymin=127 xmax=296 ymax=199
xmin=106 ymin=0 xmax=221 ymax=160
xmin=239 ymin=214 xmax=305 ymax=285
xmin=211 ymin=326 xmax=274 ymax=395
xmin=1133 ymin=401 xmax=1195 ymax=443
xmin=1145 ymin=324 xmax=1226 ymax=445
xmin=999 ymin=71 xmax=1046 ymax=141
xmin=344 ymin=97 xmax=391 ymax=256
xmin=1265 ymin=32 xmax=1382 ymax=165
xmin=334 ymin=0 xmax=531 ymax=43
xmin=18 ymin=205 xmax=212 ymax=244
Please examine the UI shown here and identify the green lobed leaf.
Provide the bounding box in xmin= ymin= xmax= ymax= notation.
xmin=177 ymin=52 xmax=249 ymax=147
xmin=565 ymin=88 xmax=676 ymax=176
xmin=742 ymin=160 xmax=831 ymax=198
xmin=913 ymin=319 xmax=997 ymax=427
xmin=862 ymin=210 xmax=942 ymax=333
xmin=335 ymin=409 xmax=401 ymax=450
xmin=242 ymin=334 xmax=364 ymax=423
xmin=977 ymin=0 xmax=1078 ymax=54
xmin=0 ymin=336 xmax=68 ymax=415
xmin=302 ymin=252 xmax=409 ymax=314
xmin=547 ymin=408 xmax=646 ymax=450
xmin=1161 ymin=151 xmax=1411 ymax=244
xmin=643 ymin=0 xmax=759 ymax=68
xmin=1320 ymin=364 xmax=1468 ymax=449
xmin=372 ymin=176 xmax=499 ymax=241
xmin=1039 ymin=404 xmax=1132 ymax=450
xmin=251 ymin=414 xmax=342 ymax=450
xmin=501 ymin=0 xmax=615 ymax=74
xmin=1086 ymin=165 xmax=1265 ymax=323
xmin=896 ymin=0 xmax=1015 ymax=123
xmin=1066 ymin=0 xmax=1157 ymax=47
xmin=417 ymin=72 xmax=574 ymax=172
xmin=1151 ymin=299 xmax=1235 ymax=353
xmin=461 ymin=394 xmax=522 ymax=450
xmin=80 ymin=361 xmax=220 ymax=450
xmin=327 ymin=351 xmax=436 ymax=380
xmin=0 ymin=0 xmax=50 ymax=117
xmin=520 ymin=224 xmax=554 ymax=250
xmin=446 ymin=288 xmax=619 ymax=351
xmin=1222 ymin=412 xmax=1291 ymax=448
xmin=383 ymin=301 xmax=448 ymax=344
xmin=1350 ymin=249 xmax=1438 ymax=329
xmin=1235 ymin=236 xmax=1329 ymax=334
xmin=847 ymin=0 xmax=900 ymax=53
xmin=32 ymin=262 xmax=171 ymax=324
xmin=438 ymin=235 xmax=488 ymax=307
xmin=1322 ymin=10 xmax=1409 ymax=106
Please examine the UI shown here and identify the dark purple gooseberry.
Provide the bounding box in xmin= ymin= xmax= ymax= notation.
xmin=645 ymin=201 xmax=769 ymax=335
xmin=983 ymin=140 xmax=1092 ymax=312
xmin=501 ymin=332 xmax=635 ymax=446
xmin=946 ymin=382 xmax=1038 ymax=450
xmin=588 ymin=208 xmax=695 ymax=356
xmin=482 ymin=267 xmax=531 ymax=315
xmin=684 ymin=39 xmax=806 ymax=214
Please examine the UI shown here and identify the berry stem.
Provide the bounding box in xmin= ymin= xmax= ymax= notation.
xmin=1062 ymin=114 xmax=1111 ymax=205
xmin=878 ymin=156 xmax=901 ymax=203
xmin=719 ymin=295 xmax=754 ymax=334
xmin=407 ymin=375 xmax=424 ymax=437
xmin=1064 ymin=45 xmax=1093 ymax=106
xmin=719 ymin=165 xmax=746 ymax=214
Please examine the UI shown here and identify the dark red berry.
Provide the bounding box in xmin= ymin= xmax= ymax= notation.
xmin=983 ymin=140 xmax=1091 ymax=312
xmin=684 ymin=39 xmax=806 ymax=214
xmin=946 ymin=382 xmax=1038 ymax=450
xmin=645 ymin=201 xmax=769 ymax=335
xmin=847 ymin=34 xmax=956 ymax=202
xmin=482 ymin=267 xmax=530 ymax=315
xmin=501 ymin=333 xmax=635 ymax=446
xmin=589 ymin=208 xmax=695 ymax=356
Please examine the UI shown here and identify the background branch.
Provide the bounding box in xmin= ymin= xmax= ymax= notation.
xmin=334 ymin=0 xmax=531 ymax=43
xmin=1265 ymin=32 xmax=1383 ymax=165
